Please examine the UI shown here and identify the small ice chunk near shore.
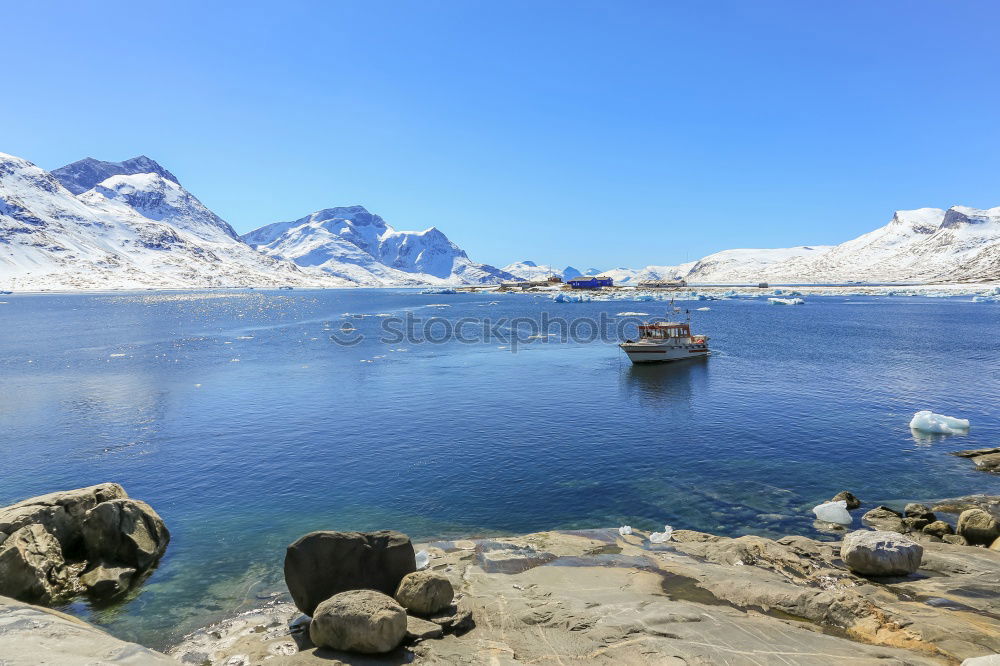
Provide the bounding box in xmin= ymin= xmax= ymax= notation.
xmin=909 ymin=410 xmax=970 ymax=434
xmin=813 ymin=500 xmax=852 ymax=524
xmin=415 ymin=549 xmax=430 ymax=570
xmin=649 ymin=525 xmax=673 ymax=543
xmin=619 ymin=525 xmax=632 ymax=536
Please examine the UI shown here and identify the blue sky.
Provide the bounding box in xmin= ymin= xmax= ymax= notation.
xmin=3 ymin=1 xmax=999 ymax=269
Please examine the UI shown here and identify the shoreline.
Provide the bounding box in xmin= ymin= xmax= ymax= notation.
xmin=0 ymin=281 xmax=998 ymax=297
xmin=3 ymin=489 xmax=1000 ymax=664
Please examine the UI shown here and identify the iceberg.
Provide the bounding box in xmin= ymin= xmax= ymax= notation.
xmin=553 ymin=293 xmax=591 ymax=303
xmin=909 ymin=410 xmax=970 ymax=434
xmin=648 ymin=525 xmax=674 ymax=543
xmin=420 ymin=287 xmax=457 ymax=295
xmin=768 ymin=297 xmax=805 ymax=305
xmin=812 ymin=500 xmax=852 ymax=524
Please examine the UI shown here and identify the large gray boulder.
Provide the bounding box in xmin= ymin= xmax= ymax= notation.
xmin=81 ymin=499 xmax=169 ymax=569
xmin=841 ymin=530 xmax=923 ymax=576
xmin=395 ymin=569 xmax=454 ymax=616
xmin=0 ymin=594 xmax=174 ymax=665
xmin=0 ymin=525 xmax=69 ymax=603
xmin=957 ymin=509 xmax=1000 ymax=546
xmin=0 ymin=485 xmax=168 ymax=605
xmin=284 ymin=530 xmax=415 ymax=616
xmin=0 ymin=483 xmax=126 ymax=556
xmin=308 ymin=589 xmax=407 ymax=654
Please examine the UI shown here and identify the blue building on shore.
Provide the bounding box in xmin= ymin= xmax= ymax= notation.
xmin=566 ymin=276 xmax=613 ymax=289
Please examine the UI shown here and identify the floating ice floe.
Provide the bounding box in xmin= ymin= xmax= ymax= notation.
xmin=648 ymin=525 xmax=674 ymax=543
xmin=696 ymin=307 xmax=711 ymax=311
xmin=768 ymin=297 xmax=805 ymax=305
xmin=415 ymin=549 xmax=430 ymax=570
xmin=618 ymin=525 xmax=632 ymax=536
xmin=425 ymin=304 xmax=451 ymax=308
xmin=616 ymin=312 xmax=649 ymax=316
xmin=813 ymin=500 xmax=852 ymax=524
xmin=553 ymin=293 xmax=591 ymax=303
xmin=421 ymin=288 xmax=457 ymax=294
xmin=909 ymin=410 xmax=970 ymax=434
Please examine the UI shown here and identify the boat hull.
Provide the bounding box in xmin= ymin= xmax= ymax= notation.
xmin=619 ymin=342 xmax=710 ymax=364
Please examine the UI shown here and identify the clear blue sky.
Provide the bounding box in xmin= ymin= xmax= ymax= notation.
xmin=4 ymin=1 xmax=998 ymax=269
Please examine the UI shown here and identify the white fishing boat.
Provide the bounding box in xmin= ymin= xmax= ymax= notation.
xmin=619 ymin=314 xmax=710 ymax=364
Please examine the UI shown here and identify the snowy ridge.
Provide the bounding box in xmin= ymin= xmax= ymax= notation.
xmin=52 ymin=156 xmax=180 ymax=195
xmin=0 ymin=153 xmax=346 ymax=290
xmin=502 ymin=261 xmax=583 ymax=281
xmin=684 ymin=207 xmax=1000 ymax=284
xmin=243 ymin=207 xmax=514 ymax=286
xmin=575 ymin=207 xmax=998 ymax=285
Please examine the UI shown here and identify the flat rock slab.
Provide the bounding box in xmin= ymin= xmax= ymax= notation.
xmin=173 ymin=527 xmax=1000 ymax=664
xmin=0 ymin=594 xmax=174 ymax=665
xmin=952 ymin=449 xmax=1000 ymax=474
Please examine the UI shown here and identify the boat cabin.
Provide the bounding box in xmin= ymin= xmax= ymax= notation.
xmin=638 ymin=322 xmax=693 ymax=340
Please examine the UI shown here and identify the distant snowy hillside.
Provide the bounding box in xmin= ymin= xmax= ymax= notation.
xmin=685 ymin=207 xmax=1000 ymax=284
xmin=502 ymin=261 xmax=581 ymax=281
xmin=549 ymin=206 xmax=998 ymax=285
xmin=0 ymin=152 xmax=343 ymax=290
xmin=243 ymin=206 xmax=514 ymax=286
xmin=683 ymin=246 xmax=833 ymax=283
xmin=52 ymin=156 xmax=180 ymax=195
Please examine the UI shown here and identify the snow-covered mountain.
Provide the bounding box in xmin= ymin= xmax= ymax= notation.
xmin=681 ymin=207 xmax=1000 ymax=284
xmin=0 ymin=153 xmax=343 ymax=290
xmin=243 ymin=207 xmax=514 ymax=286
xmin=51 ymin=156 xmax=180 ymax=195
xmin=502 ymin=261 xmax=583 ymax=281
xmin=682 ymin=246 xmax=833 ymax=283
xmin=550 ymin=207 xmax=998 ymax=285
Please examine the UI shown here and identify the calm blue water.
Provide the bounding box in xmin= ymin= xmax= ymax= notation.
xmin=1 ymin=289 xmax=998 ymax=647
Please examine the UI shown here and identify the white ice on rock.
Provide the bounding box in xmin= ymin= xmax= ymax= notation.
xmin=618 ymin=525 xmax=632 ymax=536
xmin=813 ymin=500 xmax=853 ymax=525
xmin=909 ymin=410 xmax=970 ymax=434
xmin=415 ymin=549 xmax=430 ymax=570
xmin=648 ymin=525 xmax=674 ymax=543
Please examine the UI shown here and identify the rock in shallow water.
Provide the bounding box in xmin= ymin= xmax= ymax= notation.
xmin=841 ymin=530 xmax=923 ymax=576
xmin=831 ymin=491 xmax=861 ymax=510
xmin=308 ymin=589 xmax=407 ymax=654
xmin=284 ymin=530 xmax=415 ymax=616
xmin=395 ymin=569 xmax=454 ymax=616
xmin=82 ymin=499 xmax=169 ymax=570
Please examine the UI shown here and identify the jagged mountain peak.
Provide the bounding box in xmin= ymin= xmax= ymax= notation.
xmin=51 ymin=156 xmax=180 ymax=195
xmin=941 ymin=205 xmax=1000 ymax=229
xmin=243 ymin=206 xmax=512 ymax=285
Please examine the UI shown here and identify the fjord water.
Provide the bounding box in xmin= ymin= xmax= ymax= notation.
xmin=1 ymin=289 xmax=998 ymax=647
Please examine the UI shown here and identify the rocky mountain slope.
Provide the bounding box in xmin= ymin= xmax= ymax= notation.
xmin=242 ymin=206 xmax=514 ymax=286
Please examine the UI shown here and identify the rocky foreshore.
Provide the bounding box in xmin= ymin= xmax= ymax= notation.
xmin=3 ymin=488 xmax=1000 ymax=664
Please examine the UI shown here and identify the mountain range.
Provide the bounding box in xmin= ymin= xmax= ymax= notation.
xmin=1 ymin=149 xmax=997 ymax=290
xmin=505 ymin=207 xmax=999 ymax=285
xmin=0 ymin=152 xmax=510 ymax=290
